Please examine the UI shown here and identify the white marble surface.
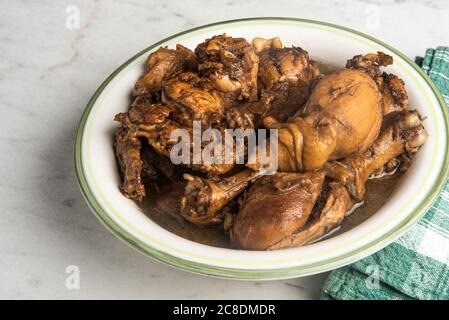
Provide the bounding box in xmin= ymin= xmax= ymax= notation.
xmin=0 ymin=0 xmax=447 ymax=299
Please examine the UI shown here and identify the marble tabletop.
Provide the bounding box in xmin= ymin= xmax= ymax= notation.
xmin=1 ymin=0 xmax=447 ymax=299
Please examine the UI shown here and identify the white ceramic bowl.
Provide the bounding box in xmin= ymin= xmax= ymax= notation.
xmin=75 ymin=18 xmax=449 ymax=279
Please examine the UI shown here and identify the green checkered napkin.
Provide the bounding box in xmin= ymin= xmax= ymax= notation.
xmin=321 ymin=47 xmax=449 ymax=300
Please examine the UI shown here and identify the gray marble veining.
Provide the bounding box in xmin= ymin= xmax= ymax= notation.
xmin=0 ymin=0 xmax=447 ymax=299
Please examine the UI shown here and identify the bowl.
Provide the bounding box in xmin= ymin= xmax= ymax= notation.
xmin=75 ymin=18 xmax=449 ymax=280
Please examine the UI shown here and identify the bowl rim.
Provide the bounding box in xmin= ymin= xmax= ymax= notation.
xmin=74 ymin=17 xmax=449 ymax=280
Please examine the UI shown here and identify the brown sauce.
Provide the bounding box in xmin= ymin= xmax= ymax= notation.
xmin=138 ymin=172 xmax=402 ymax=249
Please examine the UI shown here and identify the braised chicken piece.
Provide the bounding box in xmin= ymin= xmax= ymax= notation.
xmin=249 ymin=68 xmax=383 ymax=172
xmin=347 ymin=52 xmax=408 ymax=116
xmin=114 ymin=126 xmax=145 ymax=201
xmin=226 ymin=43 xmax=320 ymax=129
xmin=258 ymin=46 xmax=320 ymax=90
xmin=179 ymin=52 xmax=423 ymax=231
xmin=116 ymin=36 xmax=321 ymax=202
xmin=134 ymin=44 xmax=197 ymax=99
xmin=114 ymin=35 xmax=429 ymax=250
xmin=114 ymin=103 xmax=171 ymax=201
xmin=195 ymin=34 xmax=259 ymax=101
xmin=115 ymin=35 xmax=261 ymax=201
xmin=291 ymin=69 xmax=382 ymax=166
xmin=141 ymin=144 xmax=185 ymax=182
xmin=115 ymin=103 xmax=234 ymax=180
xmin=230 ymin=109 xmax=427 ymax=250
xmin=226 ymin=76 xmax=317 ymax=129
xmin=267 ymin=182 xmax=351 ymax=249
xmin=345 ymin=52 xmax=392 ymax=78
xmin=116 ymin=71 xmax=244 ymax=202
xmin=252 ymin=37 xmax=283 ymax=54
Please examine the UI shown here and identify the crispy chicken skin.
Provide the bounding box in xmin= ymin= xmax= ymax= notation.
xmin=346 ymin=52 xmax=393 ymax=78
xmin=377 ymin=73 xmax=409 ymax=116
xmin=134 ymin=44 xmax=198 ymax=98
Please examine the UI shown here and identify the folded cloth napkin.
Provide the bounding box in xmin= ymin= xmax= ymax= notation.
xmin=321 ymin=47 xmax=449 ymax=300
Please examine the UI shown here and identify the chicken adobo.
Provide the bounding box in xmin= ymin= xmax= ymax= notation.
xmin=113 ymin=34 xmax=428 ymax=250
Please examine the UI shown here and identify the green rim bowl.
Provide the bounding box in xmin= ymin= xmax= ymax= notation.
xmin=75 ymin=18 xmax=449 ymax=280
